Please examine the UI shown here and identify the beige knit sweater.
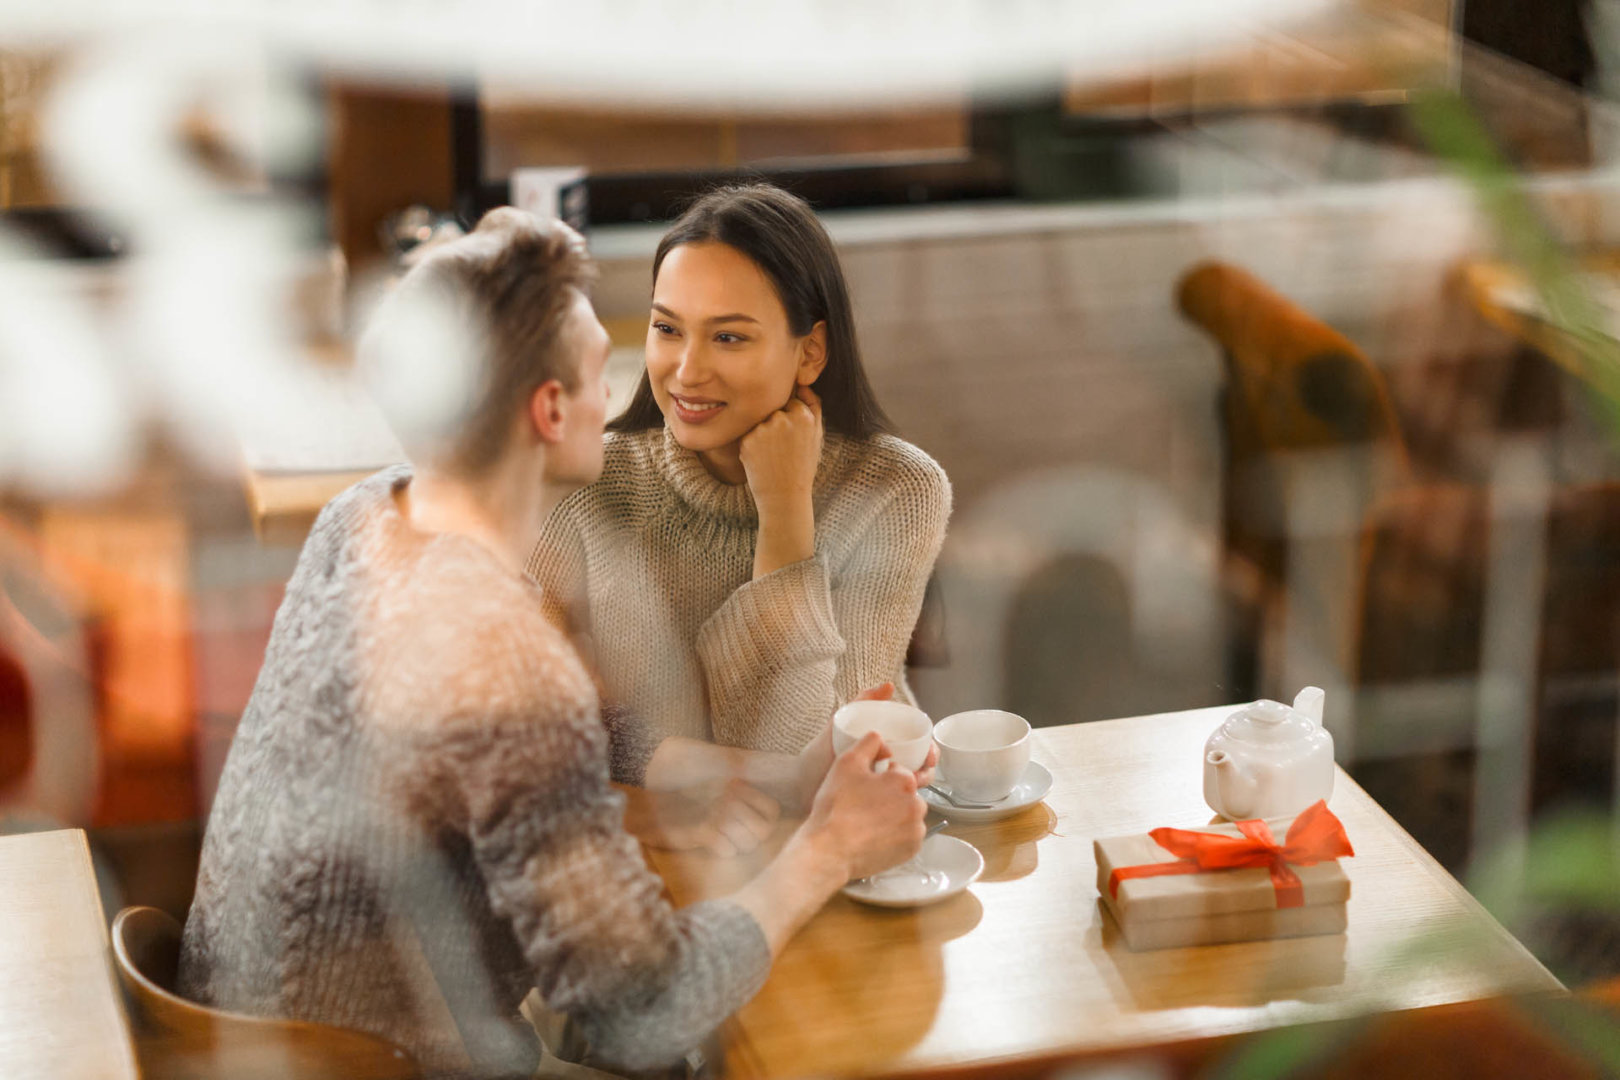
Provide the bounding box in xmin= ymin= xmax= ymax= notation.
xmin=527 ymin=425 xmax=952 ymax=754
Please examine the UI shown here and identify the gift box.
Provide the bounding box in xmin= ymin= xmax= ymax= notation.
xmin=1094 ymin=800 xmax=1353 ymax=951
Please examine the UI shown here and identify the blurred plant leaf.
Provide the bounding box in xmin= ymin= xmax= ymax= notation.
xmin=1472 ymin=811 xmax=1620 ymax=922
xmin=1203 ymin=1020 xmax=1360 ymax=1080
xmin=1520 ymin=996 xmax=1620 ymax=1074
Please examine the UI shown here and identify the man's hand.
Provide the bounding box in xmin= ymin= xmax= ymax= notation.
xmin=798 ymin=732 xmax=928 ymax=881
xmin=627 ymin=779 xmax=782 ymax=857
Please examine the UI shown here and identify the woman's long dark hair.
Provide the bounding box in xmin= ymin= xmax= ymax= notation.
xmin=608 ymin=183 xmax=894 ymax=439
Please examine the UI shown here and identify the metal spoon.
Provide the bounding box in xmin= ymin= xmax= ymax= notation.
xmin=926 ymin=783 xmax=1000 ymax=810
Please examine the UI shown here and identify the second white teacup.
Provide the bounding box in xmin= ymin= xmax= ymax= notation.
xmin=832 ymin=700 xmax=934 ymax=772
xmin=934 ymin=710 xmax=1032 ymax=802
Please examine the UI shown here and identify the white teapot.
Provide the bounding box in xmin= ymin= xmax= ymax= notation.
xmin=1203 ymin=687 xmax=1334 ymax=821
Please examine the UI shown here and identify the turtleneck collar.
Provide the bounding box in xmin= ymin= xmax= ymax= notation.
xmin=648 ymin=422 xmax=854 ymax=524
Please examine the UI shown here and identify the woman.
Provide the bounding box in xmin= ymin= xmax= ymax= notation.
xmin=529 ymin=184 xmax=951 ymax=754
xmin=178 ymin=209 xmax=930 ymax=1078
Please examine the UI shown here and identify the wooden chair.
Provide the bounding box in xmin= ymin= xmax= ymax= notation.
xmin=1178 ymin=260 xmax=1412 ymax=598
xmin=110 ymin=906 xmax=418 ymax=1080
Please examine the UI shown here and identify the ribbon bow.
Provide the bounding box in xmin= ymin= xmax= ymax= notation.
xmin=1107 ymin=800 xmax=1353 ymax=909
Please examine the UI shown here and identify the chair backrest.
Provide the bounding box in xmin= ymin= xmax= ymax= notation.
xmin=1178 ymin=260 xmax=1412 ymax=594
xmin=111 ymin=906 xmax=418 ymax=1080
xmin=1178 ymin=260 xmax=1411 ymax=465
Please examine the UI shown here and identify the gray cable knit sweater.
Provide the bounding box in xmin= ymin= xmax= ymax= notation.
xmin=527 ymin=425 xmax=951 ymax=754
xmin=178 ymin=467 xmax=770 ymax=1078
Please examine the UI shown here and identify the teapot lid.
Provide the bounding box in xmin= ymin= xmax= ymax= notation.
xmin=1220 ymin=699 xmax=1314 ymax=744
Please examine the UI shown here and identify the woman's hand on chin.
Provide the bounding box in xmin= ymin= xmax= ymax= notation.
xmin=740 ymin=385 xmax=822 ymax=577
xmin=739 ymin=384 xmax=823 ymax=507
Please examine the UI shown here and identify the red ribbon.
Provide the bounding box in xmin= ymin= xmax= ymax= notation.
xmin=1107 ymin=800 xmax=1353 ymax=909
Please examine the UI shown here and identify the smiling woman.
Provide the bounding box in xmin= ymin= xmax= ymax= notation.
xmin=527 ymin=184 xmax=951 ymax=754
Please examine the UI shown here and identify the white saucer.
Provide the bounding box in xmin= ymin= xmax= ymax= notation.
xmin=920 ymin=761 xmax=1053 ymax=823
xmin=841 ymin=834 xmax=984 ymax=908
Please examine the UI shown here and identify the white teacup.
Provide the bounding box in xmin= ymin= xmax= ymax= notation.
xmin=831 ymin=700 xmax=934 ymax=772
xmin=934 ymin=710 xmax=1032 ymax=802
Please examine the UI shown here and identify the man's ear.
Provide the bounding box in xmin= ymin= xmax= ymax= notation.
xmin=796 ymin=321 xmax=828 ymax=386
xmin=528 ymin=379 xmax=568 ymax=445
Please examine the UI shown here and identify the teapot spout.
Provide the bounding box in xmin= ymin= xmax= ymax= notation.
xmin=1293 ymin=686 xmax=1326 ymax=728
xmin=1206 ymin=749 xmax=1258 ymax=819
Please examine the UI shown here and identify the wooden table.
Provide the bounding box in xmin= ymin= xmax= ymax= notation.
xmin=642 ymin=706 xmax=1561 ymax=1079
xmin=0 ymin=829 xmax=139 ymax=1080
xmin=234 ymin=344 xmax=405 ymax=546
xmin=244 ymin=468 xmax=381 ymax=546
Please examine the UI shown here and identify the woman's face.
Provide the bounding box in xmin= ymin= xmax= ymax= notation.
xmin=646 ymin=241 xmax=822 ymax=456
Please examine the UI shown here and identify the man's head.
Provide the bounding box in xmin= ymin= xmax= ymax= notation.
xmin=360 ymin=208 xmax=609 ymax=487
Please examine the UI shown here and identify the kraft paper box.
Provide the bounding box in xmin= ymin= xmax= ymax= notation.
xmin=1094 ymin=816 xmax=1351 ymax=952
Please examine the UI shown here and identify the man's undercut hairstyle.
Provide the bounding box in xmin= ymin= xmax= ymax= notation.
xmin=363 ymin=207 xmax=597 ymax=475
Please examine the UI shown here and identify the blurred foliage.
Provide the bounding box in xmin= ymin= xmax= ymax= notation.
xmin=1204 ymin=1021 xmax=1356 ymax=1080
xmin=1472 ymin=810 xmax=1620 ymax=923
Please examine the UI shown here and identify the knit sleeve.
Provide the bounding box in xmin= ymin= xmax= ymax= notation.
xmin=431 ymin=690 xmax=769 ymax=1071
xmin=527 ymin=492 xmax=591 ymax=644
xmin=695 ymin=446 xmax=952 ymax=753
xmin=529 ymin=497 xmax=665 ymax=786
